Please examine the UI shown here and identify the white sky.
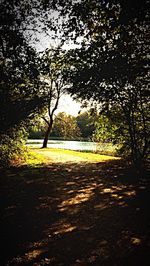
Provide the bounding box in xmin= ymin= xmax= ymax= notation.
xmin=55 ymin=94 xmax=82 ymax=116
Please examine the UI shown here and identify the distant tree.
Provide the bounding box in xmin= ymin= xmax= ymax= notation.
xmin=52 ymin=112 xmax=81 ymax=140
xmin=76 ymin=111 xmax=95 ymax=140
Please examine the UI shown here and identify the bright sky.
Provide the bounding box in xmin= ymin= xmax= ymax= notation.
xmin=55 ymin=94 xmax=82 ymax=116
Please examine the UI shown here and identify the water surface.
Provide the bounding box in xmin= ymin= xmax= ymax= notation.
xmin=27 ymin=139 xmax=98 ymax=151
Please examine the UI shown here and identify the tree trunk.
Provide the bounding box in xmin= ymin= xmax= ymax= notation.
xmin=42 ymin=118 xmax=53 ymax=148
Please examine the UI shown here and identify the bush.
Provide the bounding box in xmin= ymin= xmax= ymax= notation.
xmin=0 ymin=126 xmax=27 ymax=167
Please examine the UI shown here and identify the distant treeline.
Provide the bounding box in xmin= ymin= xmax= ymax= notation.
xmin=28 ymin=111 xmax=95 ymax=141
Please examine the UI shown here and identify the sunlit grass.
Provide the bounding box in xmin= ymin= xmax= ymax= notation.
xmin=40 ymin=148 xmax=120 ymax=161
xmin=26 ymin=148 xmax=120 ymax=166
xmin=24 ymin=149 xmax=50 ymax=167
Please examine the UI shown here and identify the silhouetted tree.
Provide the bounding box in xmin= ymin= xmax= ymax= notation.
xmin=40 ymin=48 xmax=69 ymax=148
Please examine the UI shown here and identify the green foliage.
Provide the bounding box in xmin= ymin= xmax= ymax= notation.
xmin=64 ymin=0 xmax=149 ymax=164
xmin=0 ymin=0 xmax=53 ymax=163
xmin=0 ymin=1 xmax=47 ymax=134
xmin=28 ymin=111 xmax=96 ymax=141
xmin=28 ymin=129 xmax=44 ymax=139
xmin=1 ymin=0 xmax=149 ymax=165
xmin=52 ymin=112 xmax=81 ymax=140
xmin=93 ymin=105 xmax=150 ymax=162
xmin=0 ymin=126 xmax=28 ymax=167
xmin=76 ymin=111 xmax=95 ymax=140
xmin=93 ymin=115 xmax=118 ymax=143
xmin=28 ymin=117 xmax=45 ymax=139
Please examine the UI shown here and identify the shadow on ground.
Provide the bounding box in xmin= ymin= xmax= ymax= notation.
xmin=0 ymin=160 xmax=150 ymax=266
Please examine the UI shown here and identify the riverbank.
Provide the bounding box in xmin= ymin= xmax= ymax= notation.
xmin=26 ymin=139 xmax=118 ymax=156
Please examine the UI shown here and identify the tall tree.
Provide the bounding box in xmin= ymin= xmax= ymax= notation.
xmin=40 ymin=47 xmax=69 ymax=148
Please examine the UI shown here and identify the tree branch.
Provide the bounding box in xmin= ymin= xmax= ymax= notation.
xmin=42 ymin=116 xmax=50 ymax=125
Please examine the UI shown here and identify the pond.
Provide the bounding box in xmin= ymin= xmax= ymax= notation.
xmin=26 ymin=139 xmax=98 ymax=151
xmin=26 ymin=139 xmax=117 ymax=155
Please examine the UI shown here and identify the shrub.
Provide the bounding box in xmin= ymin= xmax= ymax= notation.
xmin=0 ymin=126 xmax=27 ymax=167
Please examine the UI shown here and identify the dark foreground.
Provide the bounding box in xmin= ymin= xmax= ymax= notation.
xmin=0 ymin=160 xmax=150 ymax=266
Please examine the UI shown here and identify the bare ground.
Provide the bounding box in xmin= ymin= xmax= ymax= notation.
xmin=0 ymin=152 xmax=150 ymax=266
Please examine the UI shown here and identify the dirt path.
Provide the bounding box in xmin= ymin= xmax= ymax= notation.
xmin=0 ymin=153 xmax=150 ymax=266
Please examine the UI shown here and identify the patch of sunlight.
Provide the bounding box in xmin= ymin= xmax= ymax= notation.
xmin=46 ymin=220 xmax=76 ymax=236
xmin=124 ymin=190 xmax=136 ymax=196
xmin=131 ymin=237 xmax=141 ymax=245
xmin=58 ymin=184 xmax=96 ymax=209
xmin=67 ymin=150 xmax=120 ymax=161
xmin=66 ymin=181 xmax=76 ymax=185
xmin=101 ymin=185 xmax=136 ymax=201
xmin=28 ymin=239 xmax=48 ymax=249
xmin=24 ymin=150 xmax=49 ymax=166
xmin=25 ymin=249 xmax=45 ymax=261
xmin=54 ymin=224 xmax=76 ymax=235
xmin=111 ymin=193 xmax=121 ymax=198
xmin=62 ymin=149 xmax=120 ymax=161
xmin=28 ymin=147 xmax=120 ymax=163
xmin=94 ymin=203 xmax=108 ymax=210
xmin=103 ymin=188 xmax=113 ymax=193
xmin=67 ymin=189 xmax=76 ymax=194
xmin=59 ymin=192 xmax=91 ymax=207
xmin=112 ymin=185 xmax=126 ymax=191
xmin=118 ymin=201 xmax=128 ymax=207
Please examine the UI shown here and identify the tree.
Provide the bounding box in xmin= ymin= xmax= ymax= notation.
xmin=0 ymin=0 xmax=59 ymax=135
xmin=0 ymin=0 xmax=60 ymax=165
xmin=93 ymin=114 xmax=119 ymax=143
xmin=40 ymin=48 xmax=70 ymax=148
xmin=76 ymin=111 xmax=95 ymax=140
xmin=63 ymin=0 xmax=150 ymax=165
xmin=52 ymin=112 xmax=81 ymax=140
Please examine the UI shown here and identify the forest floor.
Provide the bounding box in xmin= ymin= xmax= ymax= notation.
xmin=0 ymin=148 xmax=150 ymax=266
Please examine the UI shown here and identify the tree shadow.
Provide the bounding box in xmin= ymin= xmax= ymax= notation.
xmin=0 ymin=160 xmax=150 ymax=265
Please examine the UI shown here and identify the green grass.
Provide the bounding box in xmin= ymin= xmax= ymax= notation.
xmin=48 ymin=148 xmax=120 ymax=161
xmin=24 ymin=148 xmax=120 ymax=167
xmin=24 ymin=149 xmax=49 ymax=167
xmin=96 ymin=143 xmax=119 ymax=156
